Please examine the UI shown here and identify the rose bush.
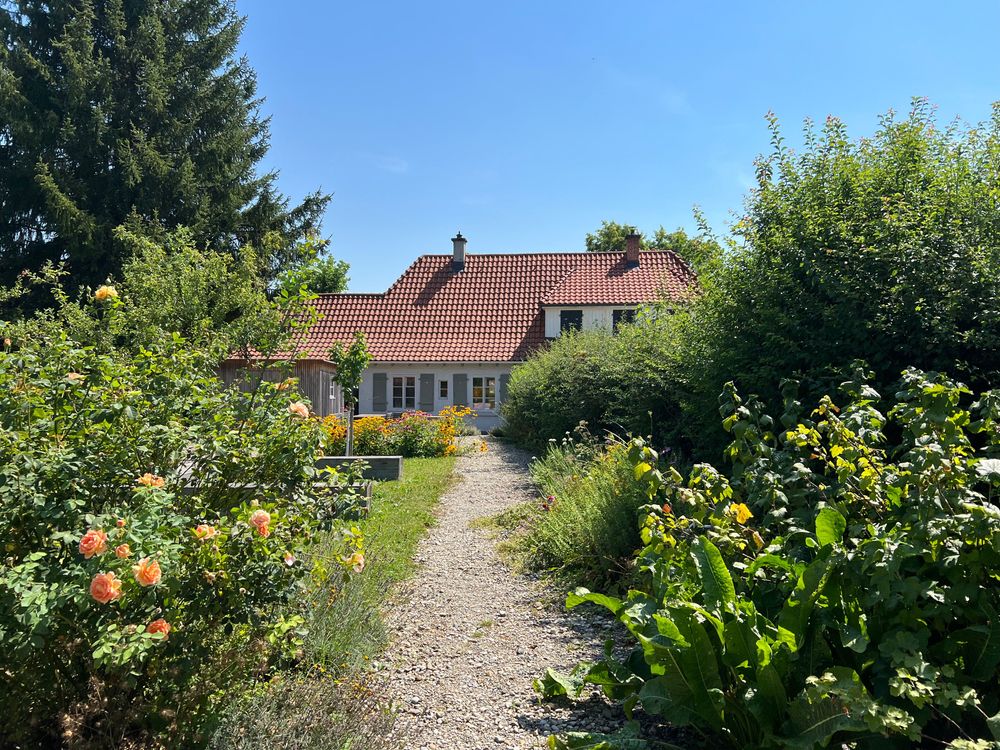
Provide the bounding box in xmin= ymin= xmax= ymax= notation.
xmin=0 ymin=332 xmax=364 ymax=747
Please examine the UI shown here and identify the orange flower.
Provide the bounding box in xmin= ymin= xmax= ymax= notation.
xmin=287 ymin=401 xmax=309 ymax=419
xmin=276 ymin=378 xmax=294 ymax=392
xmin=79 ymin=529 xmax=108 ymax=559
xmin=115 ymin=544 xmax=131 ymax=559
xmin=249 ymin=509 xmax=271 ymax=537
xmin=146 ymin=618 xmax=171 ymax=640
xmin=133 ymin=558 xmax=162 ymax=587
xmin=137 ymin=473 xmax=165 ymax=489
xmin=116 ymin=518 xmax=126 ymax=528
xmin=193 ymin=524 xmax=218 ymax=540
xmin=90 ymin=572 xmax=122 ymax=604
xmin=66 ymin=372 xmax=85 ymax=383
xmin=94 ymin=285 xmax=118 ymax=302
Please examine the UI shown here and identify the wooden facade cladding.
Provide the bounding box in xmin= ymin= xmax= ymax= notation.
xmin=218 ymin=360 xmax=343 ymax=418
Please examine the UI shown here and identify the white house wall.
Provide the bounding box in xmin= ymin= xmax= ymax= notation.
xmin=358 ymin=362 xmax=516 ymax=432
xmin=542 ymin=305 xmax=636 ymax=338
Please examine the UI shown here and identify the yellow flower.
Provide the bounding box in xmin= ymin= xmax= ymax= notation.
xmin=728 ymin=503 xmax=753 ymax=525
xmin=94 ymin=285 xmax=118 ymax=302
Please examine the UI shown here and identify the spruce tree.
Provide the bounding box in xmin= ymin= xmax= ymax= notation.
xmin=0 ymin=0 xmax=328 ymax=289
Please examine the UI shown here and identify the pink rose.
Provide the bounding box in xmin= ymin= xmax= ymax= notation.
xmin=249 ymin=509 xmax=271 ymax=537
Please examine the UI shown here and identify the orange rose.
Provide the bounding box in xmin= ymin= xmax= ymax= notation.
xmin=115 ymin=544 xmax=131 ymax=559
xmin=137 ymin=473 xmax=165 ymax=489
xmin=90 ymin=572 xmax=123 ymax=604
xmin=193 ymin=524 xmax=218 ymax=540
xmin=79 ymin=529 xmax=108 ymax=559
xmin=146 ymin=619 xmax=171 ymax=640
xmin=133 ymin=558 xmax=162 ymax=587
xmin=116 ymin=518 xmax=126 ymax=528
xmin=287 ymin=401 xmax=309 ymax=419
xmin=249 ymin=509 xmax=271 ymax=537
xmin=94 ymin=285 xmax=118 ymax=302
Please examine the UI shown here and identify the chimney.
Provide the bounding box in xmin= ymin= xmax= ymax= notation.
xmin=452 ymin=232 xmax=467 ymax=271
xmin=625 ymin=232 xmax=641 ymax=266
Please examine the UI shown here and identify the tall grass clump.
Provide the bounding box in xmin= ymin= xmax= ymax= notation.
xmin=509 ymin=429 xmax=649 ymax=586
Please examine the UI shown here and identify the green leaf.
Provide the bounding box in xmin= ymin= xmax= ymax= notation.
xmin=534 ymin=663 xmax=595 ymax=699
xmin=567 ymin=588 xmax=624 ymax=616
xmin=690 ymin=537 xmax=735 ymax=611
xmin=778 ymin=547 xmax=835 ymax=649
xmin=547 ymin=721 xmax=666 ymax=750
xmin=956 ymin=620 xmax=1000 ymax=681
xmin=782 ymin=670 xmax=868 ymax=748
xmin=749 ymin=663 xmax=788 ymax=733
xmin=814 ymin=507 xmax=846 ymax=547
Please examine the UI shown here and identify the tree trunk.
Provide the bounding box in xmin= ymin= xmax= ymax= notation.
xmin=346 ymin=408 xmax=355 ymax=457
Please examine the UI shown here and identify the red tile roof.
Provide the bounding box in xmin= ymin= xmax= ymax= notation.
xmin=246 ymin=250 xmax=695 ymax=363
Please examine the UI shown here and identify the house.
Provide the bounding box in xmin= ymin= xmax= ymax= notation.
xmin=221 ymin=233 xmax=696 ymax=430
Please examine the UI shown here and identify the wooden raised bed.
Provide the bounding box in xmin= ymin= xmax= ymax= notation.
xmin=315 ymin=455 xmax=403 ymax=481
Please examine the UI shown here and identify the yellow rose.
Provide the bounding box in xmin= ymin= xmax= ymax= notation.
xmin=94 ymin=285 xmax=118 ymax=302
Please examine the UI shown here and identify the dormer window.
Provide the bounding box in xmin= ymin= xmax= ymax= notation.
xmin=559 ymin=310 xmax=583 ymax=333
xmin=613 ymin=308 xmax=637 ymax=331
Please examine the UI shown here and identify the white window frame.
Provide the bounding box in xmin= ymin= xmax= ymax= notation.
xmin=392 ymin=375 xmax=416 ymax=410
xmin=472 ymin=376 xmax=496 ymax=410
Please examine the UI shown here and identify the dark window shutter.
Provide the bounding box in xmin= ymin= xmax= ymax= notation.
xmin=560 ymin=310 xmax=583 ymax=332
xmin=372 ymin=372 xmax=388 ymax=412
xmin=453 ymin=374 xmax=468 ymax=406
xmin=419 ymin=373 xmax=435 ymax=412
xmin=499 ymin=373 xmax=510 ymax=405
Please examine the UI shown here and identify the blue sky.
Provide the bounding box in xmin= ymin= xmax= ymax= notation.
xmin=236 ymin=1 xmax=1000 ymax=292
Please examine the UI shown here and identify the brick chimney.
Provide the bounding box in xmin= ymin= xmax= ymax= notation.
xmin=625 ymin=232 xmax=641 ymax=266
xmin=452 ymin=232 xmax=467 ymax=271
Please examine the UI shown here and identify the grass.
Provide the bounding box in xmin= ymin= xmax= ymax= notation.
xmin=212 ymin=456 xmax=457 ymax=750
xmin=483 ymin=438 xmax=647 ymax=589
xmin=306 ymin=455 xmax=457 ymax=669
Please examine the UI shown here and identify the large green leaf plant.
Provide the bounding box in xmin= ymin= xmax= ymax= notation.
xmin=538 ymin=368 xmax=1000 ymax=749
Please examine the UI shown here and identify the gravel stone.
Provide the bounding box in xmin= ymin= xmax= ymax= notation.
xmin=382 ymin=437 xmax=622 ymax=749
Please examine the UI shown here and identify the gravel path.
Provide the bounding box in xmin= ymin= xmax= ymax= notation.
xmin=381 ymin=438 xmax=623 ymax=750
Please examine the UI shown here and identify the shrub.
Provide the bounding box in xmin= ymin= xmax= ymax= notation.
xmin=0 ymin=333 xmax=364 ymax=747
xmin=507 ymin=428 xmax=650 ymax=586
xmin=538 ymin=368 xmax=1000 ymax=749
xmin=673 ymin=101 xmax=1000 ymax=457
xmin=502 ymin=320 xmax=684 ymax=451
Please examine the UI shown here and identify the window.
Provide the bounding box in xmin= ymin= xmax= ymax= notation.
xmin=472 ymin=376 xmax=496 ymax=410
xmin=439 ymin=379 xmax=449 ymax=398
xmin=612 ymin=308 xmax=637 ymax=331
xmin=559 ymin=309 xmax=583 ymax=333
xmin=392 ymin=376 xmax=416 ymax=409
